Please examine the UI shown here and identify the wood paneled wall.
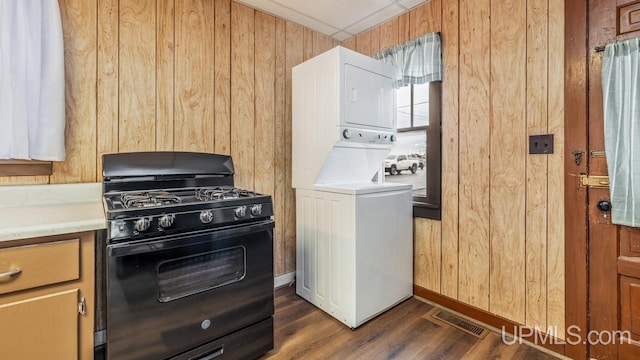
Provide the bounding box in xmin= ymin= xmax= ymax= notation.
xmin=343 ymin=0 xmax=565 ymax=336
xmin=0 ymin=0 xmax=337 ymax=277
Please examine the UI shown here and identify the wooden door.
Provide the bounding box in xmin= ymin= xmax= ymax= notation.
xmin=0 ymin=289 xmax=79 ymax=359
xmin=585 ymin=0 xmax=640 ymax=359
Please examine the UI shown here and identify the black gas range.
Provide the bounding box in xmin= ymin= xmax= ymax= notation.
xmin=102 ymin=152 xmax=274 ymax=242
xmin=98 ymin=151 xmax=275 ymax=360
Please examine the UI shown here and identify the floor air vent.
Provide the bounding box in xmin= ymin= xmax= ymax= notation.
xmin=431 ymin=310 xmax=488 ymax=338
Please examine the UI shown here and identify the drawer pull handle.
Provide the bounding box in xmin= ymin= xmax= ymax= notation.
xmin=0 ymin=268 xmax=22 ymax=280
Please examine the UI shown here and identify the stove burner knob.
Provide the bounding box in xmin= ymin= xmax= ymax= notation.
xmin=134 ymin=217 xmax=151 ymax=232
xmin=159 ymin=214 xmax=175 ymax=228
xmin=200 ymin=210 xmax=214 ymax=224
xmin=235 ymin=206 xmax=247 ymax=218
xmin=250 ymin=204 xmax=263 ymax=216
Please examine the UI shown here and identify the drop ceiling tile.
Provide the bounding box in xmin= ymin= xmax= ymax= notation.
xmin=331 ymin=31 xmax=353 ymax=41
xmin=387 ymin=0 xmax=409 ymax=10
xmin=344 ymin=4 xmax=405 ymax=34
xmin=398 ymin=0 xmax=427 ymax=9
xmin=235 ymin=0 xmax=339 ymax=35
xmin=273 ymin=0 xmax=393 ymax=29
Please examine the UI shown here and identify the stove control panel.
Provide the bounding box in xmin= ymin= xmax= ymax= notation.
xmin=106 ymin=200 xmax=274 ymax=242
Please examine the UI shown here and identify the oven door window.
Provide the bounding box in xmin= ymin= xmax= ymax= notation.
xmin=157 ymin=246 xmax=246 ymax=302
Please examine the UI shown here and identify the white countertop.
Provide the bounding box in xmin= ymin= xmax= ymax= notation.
xmin=0 ymin=182 xmax=106 ymax=242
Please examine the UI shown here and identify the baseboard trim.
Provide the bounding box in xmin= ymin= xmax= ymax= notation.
xmin=414 ymin=285 xmax=566 ymax=356
xmin=275 ymin=272 xmax=295 ymax=289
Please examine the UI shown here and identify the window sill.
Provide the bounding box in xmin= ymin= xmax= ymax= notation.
xmin=413 ymin=201 xmax=441 ymax=220
xmin=0 ymin=160 xmax=53 ymax=177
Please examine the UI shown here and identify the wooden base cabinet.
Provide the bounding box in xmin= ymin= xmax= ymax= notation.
xmin=618 ymin=227 xmax=640 ymax=359
xmin=0 ymin=289 xmax=79 ymax=359
xmin=0 ymin=232 xmax=95 ymax=360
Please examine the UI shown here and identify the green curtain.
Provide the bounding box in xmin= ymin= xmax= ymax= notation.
xmin=602 ymin=38 xmax=640 ymax=227
xmin=372 ymin=32 xmax=442 ymax=88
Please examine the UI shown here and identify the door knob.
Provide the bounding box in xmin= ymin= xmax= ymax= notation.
xmin=597 ymin=200 xmax=612 ymax=212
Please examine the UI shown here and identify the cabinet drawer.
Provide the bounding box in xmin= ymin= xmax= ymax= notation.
xmin=0 ymin=239 xmax=80 ymax=295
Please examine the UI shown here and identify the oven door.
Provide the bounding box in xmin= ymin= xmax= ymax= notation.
xmin=106 ymin=220 xmax=274 ymax=360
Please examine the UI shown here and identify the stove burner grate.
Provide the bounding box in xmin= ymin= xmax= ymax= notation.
xmin=195 ymin=187 xmax=256 ymax=201
xmin=121 ymin=191 xmax=182 ymax=208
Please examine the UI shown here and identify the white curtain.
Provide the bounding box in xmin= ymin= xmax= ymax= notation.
xmin=0 ymin=0 xmax=66 ymax=161
xmin=372 ymin=32 xmax=442 ymax=87
xmin=602 ymin=38 xmax=640 ymax=227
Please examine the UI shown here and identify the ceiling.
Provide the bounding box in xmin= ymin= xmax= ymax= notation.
xmin=235 ymin=0 xmax=428 ymax=41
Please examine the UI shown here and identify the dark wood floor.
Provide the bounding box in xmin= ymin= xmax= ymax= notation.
xmin=260 ymin=286 xmax=560 ymax=360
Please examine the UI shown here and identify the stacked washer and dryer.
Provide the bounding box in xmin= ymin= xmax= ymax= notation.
xmin=292 ymin=46 xmax=413 ymax=329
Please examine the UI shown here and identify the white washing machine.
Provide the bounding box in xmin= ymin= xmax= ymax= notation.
xmin=292 ymin=46 xmax=413 ymax=328
xmin=295 ymin=183 xmax=412 ymax=328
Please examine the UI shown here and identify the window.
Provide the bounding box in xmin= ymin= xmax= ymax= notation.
xmin=384 ymin=81 xmax=441 ymax=219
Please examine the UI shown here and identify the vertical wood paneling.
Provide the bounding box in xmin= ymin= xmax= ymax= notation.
xmin=214 ymin=0 xmax=231 ymax=155
xmin=342 ymin=36 xmax=356 ymax=51
xmin=355 ymin=30 xmax=372 ymax=55
xmin=174 ymin=0 xmax=214 ymax=153
xmin=156 ymin=0 xmax=175 ymax=151
xmin=369 ymin=26 xmax=380 ymax=54
xmin=399 ymin=12 xmax=411 ymax=43
xmin=313 ymin=33 xmax=335 ymax=56
xmin=525 ymin=0 xmax=549 ymax=330
xmin=379 ymin=18 xmax=399 ymax=51
xmin=415 ymin=218 xmax=442 ymax=292
xmin=303 ymin=28 xmax=314 ymax=61
xmin=547 ymin=0 xmax=566 ymax=339
xmin=254 ymin=12 xmax=276 ymax=199
xmin=52 ymin=0 xmax=97 ymax=183
xmin=118 ymin=0 xmax=156 ymax=153
xmin=440 ymin=0 xmax=459 ymax=299
xmin=489 ymin=0 xmax=527 ymax=323
xmin=284 ymin=21 xmax=303 ymax=273
xmin=410 ymin=0 xmax=441 ymax=38
xmin=458 ymin=0 xmax=491 ymax=311
xmin=274 ymin=18 xmax=286 ymax=276
xmin=231 ymin=3 xmax=255 ymax=190
xmin=97 ymin=0 xmax=118 ymax=178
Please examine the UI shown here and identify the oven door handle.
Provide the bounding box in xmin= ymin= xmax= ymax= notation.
xmin=108 ymin=220 xmax=274 ymax=257
xmin=190 ymin=345 xmax=224 ymax=360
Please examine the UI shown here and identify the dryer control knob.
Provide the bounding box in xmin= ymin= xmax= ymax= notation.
xmin=343 ymin=129 xmax=351 ymax=139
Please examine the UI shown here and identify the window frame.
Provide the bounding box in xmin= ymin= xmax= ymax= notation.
xmin=394 ymin=81 xmax=441 ymax=220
